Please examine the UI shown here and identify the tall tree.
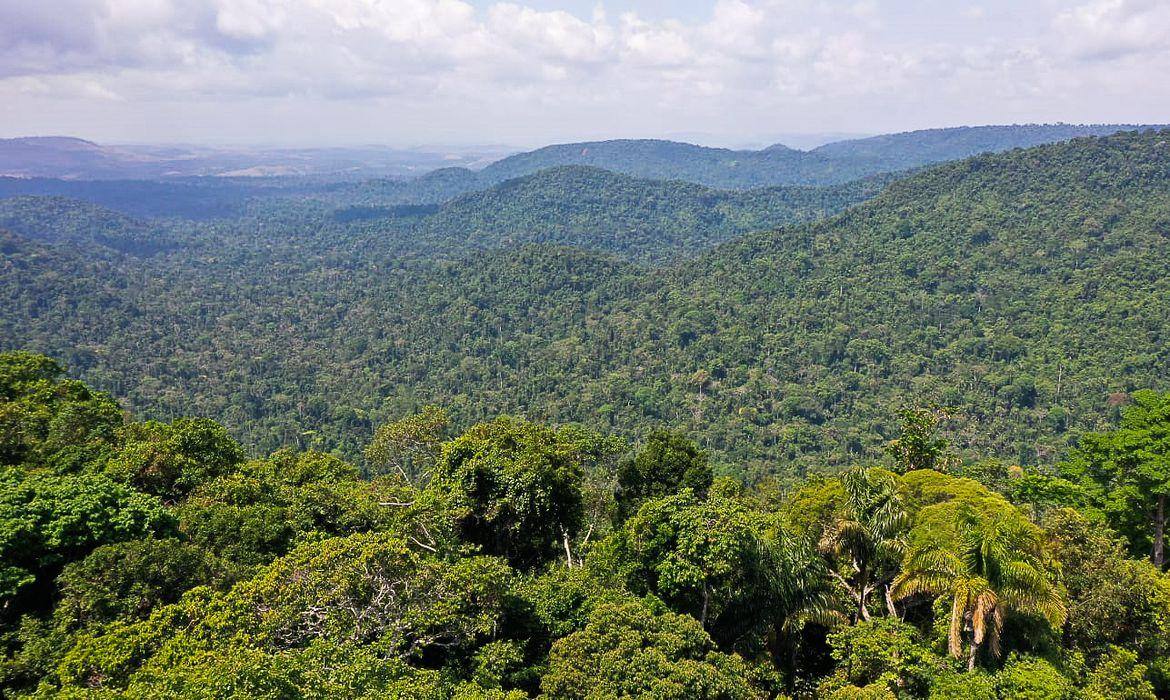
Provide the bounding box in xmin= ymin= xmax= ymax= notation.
xmin=893 ymin=506 xmax=1066 ymax=671
xmin=818 ymin=467 xmax=908 ymax=622
xmin=614 ymin=429 xmax=711 ymax=522
xmin=602 ymin=486 xmax=834 ymax=661
xmin=433 ymin=417 xmax=588 ymax=570
xmin=885 ymin=407 xmax=954 ymax=474
xmin=1062 ymin=390 xmax=1170 ymax=568
xmin=364 ymin=405 xmax=449 ymax=485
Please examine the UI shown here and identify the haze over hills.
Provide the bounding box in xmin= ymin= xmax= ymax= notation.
xmin=2 ymin=124 xmax=1161 ymax=195
xmin=460 ymin=123 xmax=1165 ymax=189
xmin=3 ymin=130 xmax=1168 ymax=477
xmin=5 ymin=123 xmax=1142 ymax=236
xmin=0 ymin=137 xmax=513 ymax=180
xmin=0 ymin=167 xmax=890 ymax=265
xmin=283 ymin=123 xmax=1169 ymax=209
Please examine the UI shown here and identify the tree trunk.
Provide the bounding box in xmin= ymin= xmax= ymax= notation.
xmin=883 ymin=583 xmax=900 ymax=620
xmin=967 ymin=640 xmax=979 ymax=672
xmin=856 ymin=564 xmax=870 ymax=622
xmin=701 ymin=584 xmax=711 ymax=626
xmin=562 ymin=529 xmax=574 ymax=568
xmin=1154 ymin=494 xmax=1166 ymax=569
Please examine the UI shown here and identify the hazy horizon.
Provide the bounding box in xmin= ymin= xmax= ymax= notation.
xmin=6 ymin=121 xmax=1163 ymax=153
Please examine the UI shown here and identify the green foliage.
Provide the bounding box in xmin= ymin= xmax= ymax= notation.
xmin=1062 ymin=390 xmax=1170 ymax=566
xmin=8 ymin=132 xmax=1170 ymax=478
xmin=927 ymin=671 xmax=997 ymax=699
xmin=479 ymin=126 xmax=1144 ymax=189
xmin=435 ymin=417 xmax=589 ymax=569
xmin=822 ymin=618 xmax=938 ymax=697
xmin=52 ymin=534 xmax=514 ymax=695
xmin=415 ymin=166 xmax=885 ymax=264
xmin=176 ymin=450 xmax=418 ymax=567
xmin=55 ymin=538 xmax=228 ymax=629
xmin=886 ymin=408 xmax=954 ymax=474
xmin=364 ymin=405 xmax=449 ymax=483
xmin=1 ymin=335 xmax=1169 ymax=699
xmin=1083 ymin=647 xmax=1157 ymax=700
xmin=615 ymin=429 xmax=712 ymax=521
xmin=540 ymin=599 xmax=763 ymax=699
xmin=516 ymin=566 xmax=626 ymax=641
xmin=894 ymin=478 xmax=1065 ymax=670
xmin=0 ymin=351 xmax=122 ymax=471
xmin=825 ymin=684 xmax=897 ymax=700
xmin=104 ymin=418 xmax=245 ymax=500
xmin=602 ymin=489 xmax=770 ymax=635
xmin=230 ymin=533 xmax=513 ymax=655
xmin=992 ymin=656 xmax=1073 ymax=700
xmin=0 ymin=469 xmax=173 ymax=603
xmin=1042 ymin=509 xmax=1170 ymax=662
xmin=600 ymin=487 xmax=833 ymax=657
xmin=818 ymin=467 xmax=908 ymax=622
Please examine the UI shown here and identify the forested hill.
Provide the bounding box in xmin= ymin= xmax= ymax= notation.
xmin=651 ymin=129 xmax=1170 ymax=473
xmin=470 ymin=123 xmax=1160 ymax=189
xmin=308 ymin=123 xmax=1164 ymax=206
xmin=410 ymin=166 xmax=889 ymax=263
xmin=2 ymin=130 xmax=1169 ymax=478
xmin=0 ymin=196 xmax=185 ymax=255
xmin=0 ymin=176 xmax=321 ymax=220
xmin=475 ymin=139 xmax=821 ymax=188
xmin=3 ymin=125 xmax=1158 ymax=219
xmin=807 ymin=123 xmax=1157 ymax=172
xmin=0 ymin=169 xmax=889 ymax=266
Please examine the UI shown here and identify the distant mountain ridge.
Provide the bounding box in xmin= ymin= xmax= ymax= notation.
xmin=4 ymin=124 xmax=1160 ymax=190
xmin=474 ymin=124 xmax=1165 ymax=188
xmin=809 ymin=123 xmax=1158 ymax=171
xmin=329 ymin=123 xmax=1167 ymax=203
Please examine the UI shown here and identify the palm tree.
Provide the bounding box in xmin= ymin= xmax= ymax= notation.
xmin=762 ymin=530 xmax=845 ymax=690
xmin=819 ymin=466 xmax=908 ymax=622
xmin=892 ymin=505 xmax=1066 ymax=671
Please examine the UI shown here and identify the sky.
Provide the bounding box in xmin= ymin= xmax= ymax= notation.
xmin=0 ymin=0 xmax=1168 ymax=147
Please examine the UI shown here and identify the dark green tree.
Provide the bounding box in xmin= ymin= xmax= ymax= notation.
xmin=55 ymin=538 xmax=228 ymax=629
xmin=615 ymin=429 xmax=712 ymax=522
xmin=104 ymin=418 xmax=244 ymax=501
xmin=1062 ymin=390 xmax=1170 ymax=568
xmin=434 ymin=417 xmax=589 ymax=569
xmin=364 ymin=405 xmax=449 ymax=484
xmin=541 ymin=599 xmax=763 ymax=699
xmin=0 ymin=470 xmax=173 ymax=606
xmin=893 ymin=506 xmax=1066 ymax=671
xmin=818 ymin=467 xmax=908 ymax=622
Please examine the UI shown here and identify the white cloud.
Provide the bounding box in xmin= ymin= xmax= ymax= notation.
xmin=487 ymin=4 xmax=613 ymax=64
xmin=214 ymin=0 xmax=287 ymax=41
xmin=0 ymin=0 xmax=1166 ymax=144
xmin=1055 ymin=0 xmax=1170 ymax=60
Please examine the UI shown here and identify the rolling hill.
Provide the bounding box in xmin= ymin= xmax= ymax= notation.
xmin=2 ymin=130 xmax=1169 ymax=479
xmin=467 ymin=124 xmax=1163 ymax=189
xmin=409 ymin=166 xmax=890 ymax=263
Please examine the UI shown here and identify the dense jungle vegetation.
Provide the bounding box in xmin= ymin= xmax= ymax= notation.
xmin=2 ymin=130 xmax=1169 ymax=481
xmin=410 ymin=166 xmax=890 ymax=263
xmin=1 ymin=350 xmax=1168 ymax=699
